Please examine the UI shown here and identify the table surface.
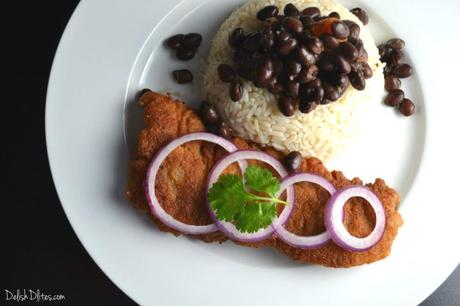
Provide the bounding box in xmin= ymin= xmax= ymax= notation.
xmin=3 ymin=1 xmax=459 ymax=305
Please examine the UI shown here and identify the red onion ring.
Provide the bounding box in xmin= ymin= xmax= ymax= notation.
xmin=206 ymin=150 xmax=294 ymax=242
xmin=272 ymin=173 xmax=337 ymax=249
xmin=325 ymin=185 xmax=386 ymax=252
xmin=144 ymin=132 xmax=246 ymax=235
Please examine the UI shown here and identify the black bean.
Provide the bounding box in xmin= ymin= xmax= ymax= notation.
xmin=283 ymin=17 xmax=304 ymax=34
xmin=307 ymin=85 xmax=324 ymax=102
xmin=384 ymin=75 xmax=401 ymax=91
xmin=299 ymin=100 xmax=318 ymax=114
xmin=243 ymin=33 xmax=263 ymax=51
xmin=331 ymin=21 xmax=350 ymax=40
xmin=388 ymin=49 xmax=404 ymax=67
xmin=322 ymin=82 xmax=341 ymax=101
xmin=296 ymin=46 xmax=316 ymax=66
xmin=284 ymin=81 xmax=300 ymax=98
xmin=337 ymin=74 xmax=350 ymax=93
xmin=317 ymin=56 xmax=334 ymax=73
xmin=338 ymin=42 xmax=358 ymax=61
xmin=387 ymin=38 xmax=405 ymax=50
xmin=285 ymin=59 xmax=302 ymax=78
xmin=182 ymin=33 xmax=202 ymax=49
xmin=267 ymin=76 xmax=278 ymax=88
xmin=299 ymin=15 xmax=314 ymax=27
xmin=327 ymin=72 xmax=343 ymax=86
xmin=392 ymin=64 xmax=412 ymax=78
xmin=272 ymin=58 xmax=284 ymax=75
xmin=176 ymin=47 xmax=195 ymax=61
xmin=264 ymin=16 xmax=280 ymax=28
xmin=237 ymin=65 xmax=254 ymax=80
xmin=357 ymin=45 xmax=368 ymax=63
xmin=278 ymin=96 xmax=296 ymax=116
xmin=278 ymin=38 xmax=298 ymax=55
xmin=350 ymin=61 xmax=360 ymax=72
xmin=383 ymin=63 xmax=393 ymax=77
xmin=300 ymin=81 xmax=323 ymax=103
xmin=276 ymin=30 xmax=292 ymax=43
xmin=346 ymin=21 xmax=360 ymax=43
xmin=301 ymin=7 xmax=321 ymax=19
xmin=200 ymin=102 xmax=221 ymax=125
xmin=309 ymin=78 xmax=322 ymax=88
xmin=230 ymin=80 xmax=244 ymax=101
xmin=233 ymin=47 xmax=245 ymax=63
xmin=251 ymin=51 xmax=265 ymax=61
xmin=384 ymin=89 xmax=404 ymax=107
xmin=284 ymin=3 xmax=300 ymax=16
xmin=320 ymin=34 xmax=339 ymax=50
xmin=166 ymin=34 xmax=184 ymax=49
xmin=285 ymin=151 xmax=302 ymax=171
xmin=257 ymin=5 xmax=279 ymax=21
xmin=136 ymin=88 xmax=152 ymax=101
xmin=349 ymin=71 xmax=366 ymax=90
xmin=399 ymin=98 xmax=415 ymax=116
xmin=261 ymin=28 xmax=275 ymax=49
xmin=229 ymin=28 xmax=244 ymax=47
xmin=297 ymin=65 xmax=318 ymax=84
xmin=269 ymin=83 xmax=284 ymax=95
xmin=360 ymin=63 xmax=373 ymax=79
xmin=307 ymin=37 xmax=324 ymax=55
xmin=350 ymin=8 xmax=369 ymax=25
xmin=239 ymin=56 xmax=257 ymax=72
xmin=256 ymin=58 xmax=274 ymax=85
xmin=296 ymin=26 xmax=314 ymax=44
xmin=335 ymin=56 xmax=351 ymax=74
xmin=329 ymin=12 xmax=340 ymax=19
xmin=217 ymin=64 xmax=235 ymax=83
xmin=173 ymin=69 xmax=193 ymax=84
xmin=218 ymin=122 xmax=233 ymax=139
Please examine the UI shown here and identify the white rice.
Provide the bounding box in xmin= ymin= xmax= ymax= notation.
xmin=202 ymin=0 xmax=384 ymax=161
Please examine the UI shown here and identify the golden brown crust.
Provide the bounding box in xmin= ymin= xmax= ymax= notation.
xmin=126 ymin=91 xmax=403 ymax=267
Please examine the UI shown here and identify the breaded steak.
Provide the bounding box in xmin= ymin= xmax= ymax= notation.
xmin=126 ymin=91 xmax=403 ymax=267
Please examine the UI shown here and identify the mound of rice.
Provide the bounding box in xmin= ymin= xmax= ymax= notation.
xmin=202 ymin=0 xmax=384 ymax=161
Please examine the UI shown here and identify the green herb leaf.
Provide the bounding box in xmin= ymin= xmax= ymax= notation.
xmin=208 ymin=174 xmax=249 ymax=221
xmin=235 ymin=202 xmax=277 ymax=233
xmin=244 ymin=165 xmax=280 ymax=197
xmin=208 ymin=166 xmax=286 ymax=233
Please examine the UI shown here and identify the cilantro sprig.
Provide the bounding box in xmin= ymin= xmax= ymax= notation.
xmin=208 ymin=166 xmax=287 ymax=233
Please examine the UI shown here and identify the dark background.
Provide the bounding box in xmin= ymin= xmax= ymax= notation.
xmin=2 ymin=1 xmax=458 ymax=305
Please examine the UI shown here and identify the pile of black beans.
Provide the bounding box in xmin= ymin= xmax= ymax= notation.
xmin=217 ymin=4 xmax=373 ymax=117
xmin=378 ymin=39 xmax=415 ymax=116
xmin=165 ymin=33 xmax=203 ymax=84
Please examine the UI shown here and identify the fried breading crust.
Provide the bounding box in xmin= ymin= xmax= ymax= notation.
xmin=126 ymin=91 xmax=403 ymax=267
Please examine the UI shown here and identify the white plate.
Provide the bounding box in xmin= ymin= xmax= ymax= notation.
xmin=46 ymin=0 xmax=460 ymax=305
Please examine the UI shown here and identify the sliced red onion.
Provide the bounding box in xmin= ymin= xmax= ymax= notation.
xmin=144 ymin=132 xmax=246 ymax=235
xmin=272 ymin=173 xmax=337 ymax=249
xmin=206 ymin=150 xmax=294 ymax=242
xmin=325 ymin=185 xmax=386 ymax=252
